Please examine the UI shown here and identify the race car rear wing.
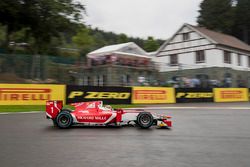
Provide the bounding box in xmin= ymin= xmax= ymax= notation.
xmin=46 ymin=100 xmax=63 ymax=119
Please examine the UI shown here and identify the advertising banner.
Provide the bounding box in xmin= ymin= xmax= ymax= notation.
xmin=132 ymin=87 xmax=175 ymax=104
xmin=176 ymin=88 xmax=214 ymax=103
xmin=214 ymin=88 xmax=249 ymax=102
xmin=66 ymin=85 xmax=132 ymax=104
xmin=0 ymin=84 xmax=65 ymax=105
xmin=249 ymin=88 xmax=250 ymax=101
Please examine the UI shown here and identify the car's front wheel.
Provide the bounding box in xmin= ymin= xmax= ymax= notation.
xmin=56 ymin=110 xmax=73 ymax=129
xmin=136 ymin=112 xmax=154 ymax=129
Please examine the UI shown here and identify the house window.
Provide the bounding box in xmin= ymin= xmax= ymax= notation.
xmin=170 ymin=54 xmax=178 ymax=66
xmin=183 ymin=33 xmax=190 ymax=41
xmin=237 ymin=54 xmax=242 ymax=66
xmin=224 ymin=51 xmax=231 ymax=64
xmin=196 ymin=50 xmax=205 ymax=63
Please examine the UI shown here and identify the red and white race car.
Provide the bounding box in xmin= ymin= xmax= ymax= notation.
xmin=46 ymin=101 xmax=172 ymax=129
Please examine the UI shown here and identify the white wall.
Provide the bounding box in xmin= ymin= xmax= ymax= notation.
xmin=155 ymin=24 xmax=250 ymax=72
xmin=155 ymin=48 xmax=250 ymax=72
xmin=231 ymin=53 xmax=250 ymax=71
xmin=155 ymin=51 xmax=206 ymax=72
xmin=206 ymin=49 xmax=223 ymax=67
xmin=167 ymin=26 xmax=211 ymax=51
xmin=242 ymin=55 xmax=249 ymax=68
xmin=159 ymin=44 xmax=215 ymax=56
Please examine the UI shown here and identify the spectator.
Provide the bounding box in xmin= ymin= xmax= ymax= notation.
xmin=191 ymin=78 xmax=201 ymax=88
xmin=224 ymin=77 xmax=232 ymax=87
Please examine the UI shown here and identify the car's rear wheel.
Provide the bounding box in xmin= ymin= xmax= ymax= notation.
xmin=63 ymin=109 xmax=72 ymax=113
xmin=136 ymin=112 xmax=154 ymax=129
xmin=56 ymin=110 xmax=73 ymax=129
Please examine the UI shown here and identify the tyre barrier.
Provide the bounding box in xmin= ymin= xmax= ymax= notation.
xmin=0 ymin=84 xmax=249 ymax=105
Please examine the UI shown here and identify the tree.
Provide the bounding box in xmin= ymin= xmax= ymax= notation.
xmin=234 ymin=0 xmax=250 ymax=44
xmin=144 ymin=36 xmax=160 ymax=52
xmin=72 ymin=26 xmax=94 ymax=56
xmin=0 ymin=0 xmax=85 ymax=53
xmin=117 ymin=33 xmax=129 ymax=43
xmin=0 ymin=1 xmax=23 ymax=48
xmin=15 ymin=0 xmax=86 ymax=79
xmin=0 ymin=24 xmax=5 ymax=47
xmin=20 ymin=0 xmax=85 ymax=54
xmin=197 ymin=0 xmax=235 ymax=34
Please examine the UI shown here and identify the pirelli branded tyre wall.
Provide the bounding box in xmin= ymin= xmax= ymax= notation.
xmin=0 ymin=84 xmax=65 ymax=105
xmin=213 ymin=88 xmax=249 ymax=102
xmin=175 ymin=88 xmax=249 ymax=103
xmin=175 ymin=88 xmax=214 ymax=103
xmin=132 ymin=87 xmax=176 ymax=104
xmin=66 ymin=85 xmax=132 ymax=104
xmin=1 ymin=84 xmax=250 ymax=105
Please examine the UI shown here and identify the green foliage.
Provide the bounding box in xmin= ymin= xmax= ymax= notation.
xmin=87 ymin=28 xmax=163 ymax=52
xmin=234 ymin=0 xmax=250 ymax=43
xmin=197 ymin=0 xmax=235 ymax=34
xmin=91 ymin=31 xmax=108 ymax=48
xmin=0 ymin=0 xmax=85 ymax=53
xmin=0 ymin=25 xmax=5 ymax=46
xmin=72 ymin=27 xmax=95 ymax=56
xmin=0 ymin=0 xmax=164 ymax=56
xmin=0 ymin=0 xmax=23 ymax=48
xmin=198 ymin=0 xmax=250 ymax=44
xmin=118 ymin=33 xmax=129 ymax=43
xmin=23 ymin=0 xmax=85 ymax=53
xmin=0 ymin=1 xmax=23 ymax=32
xmin=144 ymin=36 xmax=160 ymax=52
xmin=236 ymin=0 xmax=250 ymax=26
xmin=10 ymin=28 xmax=29 ymax=43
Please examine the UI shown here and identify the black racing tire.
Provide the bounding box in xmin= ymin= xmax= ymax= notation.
xmin=56 ymin=111 xmax=73 ymax=129
xmin=62 ymin=109 xmax=72 ymax=113
xmin=136 ymin=112 xmax=154 ymax=129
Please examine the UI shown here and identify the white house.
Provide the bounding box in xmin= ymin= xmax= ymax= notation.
xmin=73 ymin=42 xmax=158 ymax=86
xmin=154 ymin=23 xmax=250 ymax=87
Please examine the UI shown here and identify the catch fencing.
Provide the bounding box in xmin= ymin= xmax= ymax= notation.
xmin=0 ymin=53 xmax=78 ymax=84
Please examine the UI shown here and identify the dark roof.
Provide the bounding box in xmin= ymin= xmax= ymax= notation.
xmin=191 ymin=25 xmax=250 ymax=52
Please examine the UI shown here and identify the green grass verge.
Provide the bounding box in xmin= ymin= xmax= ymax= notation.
xmin=0 ymin=104 xmax=144 ymax=113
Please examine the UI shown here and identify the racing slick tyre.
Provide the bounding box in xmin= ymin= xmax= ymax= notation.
xmin=63 ymin=109 xmax=73 ymax=113
xmin=56 ymin=110 xmax=73 ymax=129
xmin=136 ymin=112 xmax=154 ymax=129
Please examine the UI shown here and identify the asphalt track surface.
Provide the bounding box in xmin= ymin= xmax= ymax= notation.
xmin=1 ymin=103 xmax=250 ymax=167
